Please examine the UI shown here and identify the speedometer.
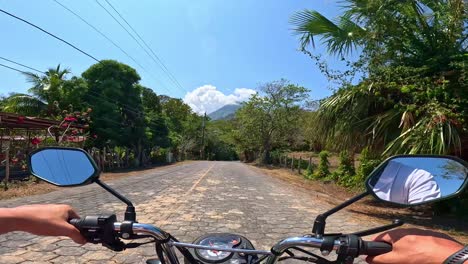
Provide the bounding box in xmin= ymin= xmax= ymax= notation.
xmin=194 ymin=234 xmax=242 ymax=263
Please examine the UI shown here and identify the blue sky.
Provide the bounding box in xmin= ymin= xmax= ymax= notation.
xmin=0 ymin=0 xmax=352 ymax=113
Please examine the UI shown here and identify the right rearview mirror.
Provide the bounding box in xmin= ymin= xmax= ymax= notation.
xmin=366 ymin=155 xmax=468 ymax=206
xmin=29 ymin=147 xmax=99 ymax=187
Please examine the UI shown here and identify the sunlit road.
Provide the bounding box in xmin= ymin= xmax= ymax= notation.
xmin=0 ymin=161 xmax=379 ymax=263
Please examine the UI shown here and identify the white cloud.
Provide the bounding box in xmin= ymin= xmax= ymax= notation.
xmin=183 ymin=85 xmax=256 ymax=114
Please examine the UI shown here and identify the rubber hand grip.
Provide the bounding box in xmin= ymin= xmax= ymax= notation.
xmin=361 ymin=241 xmax=392 ymax=256
xmin=69 ymin=218 xmax=82 ymax=229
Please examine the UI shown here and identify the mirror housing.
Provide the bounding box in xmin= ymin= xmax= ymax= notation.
xmin=366 ymin=155 xmax=468 ymax=206
xmin=28 ymin=147 xmax=100 ymax=187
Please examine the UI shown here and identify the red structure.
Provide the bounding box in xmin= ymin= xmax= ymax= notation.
xmin=0 ymin=112 xmax=86 ymax=185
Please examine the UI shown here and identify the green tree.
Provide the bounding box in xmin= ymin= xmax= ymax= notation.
xmin=160 ymin=96 xmax=202 ymax=160
xmin=205 ymin=120 xmax=238 ymax=160
xmin=233 ymin=80 xmax=309 ymax=164
xmin=141 ymin=86 xmax=170 ymax=148
xmin=82 ymin=60 xmax=146 ymax=165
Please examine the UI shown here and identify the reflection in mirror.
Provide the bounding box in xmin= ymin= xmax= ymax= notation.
xmin=368 ymin=157 xmax=467 ymax=205
xmin=30 ymin=148 xmax=97 ymax=186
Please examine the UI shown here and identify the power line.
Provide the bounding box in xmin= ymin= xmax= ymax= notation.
xmin=1 ymin=5 xmax=170 ymax=95
xmin=52 ymin=0 xmax=146 ymax=73
xmin=0 ymin=56 xmax=44 ymax=74
xmin=95 ymin=0 xmax=186 ymax=94
xmin=103 ymin=0 xmax=187 ymax=93
xmin=0 ymin=8 xmax=100 ymax=63
xmin=52 ymin=0 xmax=171 ymax=94
xmin=0 ymin=56 xmax=145 ymax=116
xmin=0 ymin=63 xmax=29 ymax=74
xmin=93 ymin=0 xmax=174 ymax=92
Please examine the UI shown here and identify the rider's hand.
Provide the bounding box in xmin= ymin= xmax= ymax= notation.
xmin=366 ymin=228 xmax=464 ymax=264
xmin=3 ymin=204 xmax=86 ymax=244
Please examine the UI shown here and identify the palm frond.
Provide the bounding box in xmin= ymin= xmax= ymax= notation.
xmin=384 ymin=104 xmax=462 ymax=155
xmin=1 ymin=93 xmax=47 ymax=116
xmin=290 ymin=9 xmax=365 ymax=56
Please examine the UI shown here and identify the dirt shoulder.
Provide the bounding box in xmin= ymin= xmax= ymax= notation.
xmin=251 ymin=164 xmax=468 ymax=244
xmin=0 ymin=161 xmax=192 ymax=201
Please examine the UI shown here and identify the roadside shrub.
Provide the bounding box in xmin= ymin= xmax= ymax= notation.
xmin=303 ymin=162 xmax=315 ymax=179
xmin=355 ymin=147 xmax=381 ymax=186
xmin=270 ymin=150 xmax=283 ymax=165
xmin=331 ymin=150 xmax=356 ymax=185
xmin=150 ymin=148 xmax=168 ymax=164
xmin=313 ymin=151 xmax=330 ymax=178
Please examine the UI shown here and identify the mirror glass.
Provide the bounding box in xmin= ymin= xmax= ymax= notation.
xmin=30 ymin=148 xmax=97 ymax=186
xmin=368 ymin=156 xmax=467 ymax=205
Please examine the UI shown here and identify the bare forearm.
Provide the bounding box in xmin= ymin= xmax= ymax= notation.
xmin=0 ymin=204 xmax=86 ymax=244
xmin=0 ymin=208 xmax=25 ymax=234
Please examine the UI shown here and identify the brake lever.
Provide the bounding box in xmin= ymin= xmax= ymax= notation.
xmin=130 ymin=234 xmax=155 ymax=240
xmin=351 ymin=219 xmax=403 ymax=237
xmin=124 ymin=239 xmax=156 ymax=249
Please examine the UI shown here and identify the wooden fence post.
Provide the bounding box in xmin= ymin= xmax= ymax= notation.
xmin=298 ymin=157 xmax=302 ymax=174
xmin=3 ymin=138 xmax=10 ymax=190
xmin=291 ymin=157 xmax=295 ymax=172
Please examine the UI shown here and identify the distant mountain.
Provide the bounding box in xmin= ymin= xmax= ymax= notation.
xmin=208 ymin=104 xmax=241 ymax=120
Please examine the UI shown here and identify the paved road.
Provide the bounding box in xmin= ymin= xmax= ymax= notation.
xmin=0 ymin=161 xmax=380 ymax=263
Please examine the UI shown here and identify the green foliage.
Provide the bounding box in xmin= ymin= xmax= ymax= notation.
xmin=232 ymin=79 xmax=310 ymax=164
xmin=205 ymin=120 xmax=238 ymax=161
xmin=313 ymin=151 xmax=330 ymax=179
xmin=303 ymin=162 xmax=315 ymax=180
xmin=82 ymin=60 xmax=145 ymax=150
xmin=331 ymin=150 xmax=356 ymax=185
xmin=150 ymin=148 xmax=170 ymax=164
xmin=356 ymin=147 xmax=381 ymax=186
xmin=1 ymin=93 xmax=47 ymax=116
xmin=292 ymin=0 xmax=468 ymax=157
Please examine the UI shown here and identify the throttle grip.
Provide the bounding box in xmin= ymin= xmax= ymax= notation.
xmin=361 ymin=241 xmax=392 ymax=256
xmin=69 ymin=218 xmax=82 ymax=229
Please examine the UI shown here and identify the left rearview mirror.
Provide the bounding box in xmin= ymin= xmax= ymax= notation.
xmin=366 ymin=155 xmax=468 ymax=206
xmin=29 ymin=147 xmax=99 ymax=186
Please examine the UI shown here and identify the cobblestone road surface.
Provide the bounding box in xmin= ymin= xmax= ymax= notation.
xmin=0 ymin=161 xmax=380 ymax=263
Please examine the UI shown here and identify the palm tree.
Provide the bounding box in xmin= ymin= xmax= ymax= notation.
xmin=1 ymin=65 xmax=71 ymax=116
xmin=291 ymin=0 xmax=467 ymax=155
xmin=291 ymin=0 xmax=466 ymax=63
xmin=1 ymin=93 xmax=47 ymax=116
xmin=25 ymin=64 xmax=71 ymax=104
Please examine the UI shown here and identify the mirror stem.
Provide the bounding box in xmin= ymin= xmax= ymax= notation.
xmin=351 ymin=219 xmax=404 ymax=237
xmin=312 ymin=191 xmax=369 ymax=237
xmin=95 ymin=179 xmax=136 ymax=221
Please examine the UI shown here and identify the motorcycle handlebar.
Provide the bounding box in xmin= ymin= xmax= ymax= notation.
xmin=70 ymin=218 xmax=392 ymax=257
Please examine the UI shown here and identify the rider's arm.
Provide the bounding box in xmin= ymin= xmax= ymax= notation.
xmin=0 ymin=204 xmax=86 ymax=244
xmin=406 ymin=169 xmax=441 ymax=204
xmin=366 ymin=228 xmax=464 ymax=264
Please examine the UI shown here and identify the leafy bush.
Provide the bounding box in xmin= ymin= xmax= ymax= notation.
xmin=331 ymin=150 xmax=356 ymax=185
xmin=150 ymin=148 xmax=168 ymax=164
xmin=313 ymin=151 xmax=330 ymax=178
xmin=303 ymin=161 xmax=315 ymax=179
xmin=355 ymin=147 xmax=381 ymax=187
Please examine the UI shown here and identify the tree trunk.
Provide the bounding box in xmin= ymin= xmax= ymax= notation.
xmin=298 ymin=157 xmax=302 ymax=174
xmin=261 ymin=140 xmax=272 ymax=165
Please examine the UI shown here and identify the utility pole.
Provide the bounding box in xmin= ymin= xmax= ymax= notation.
xmin=200 ymin=112 xmax=206 ymax=160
